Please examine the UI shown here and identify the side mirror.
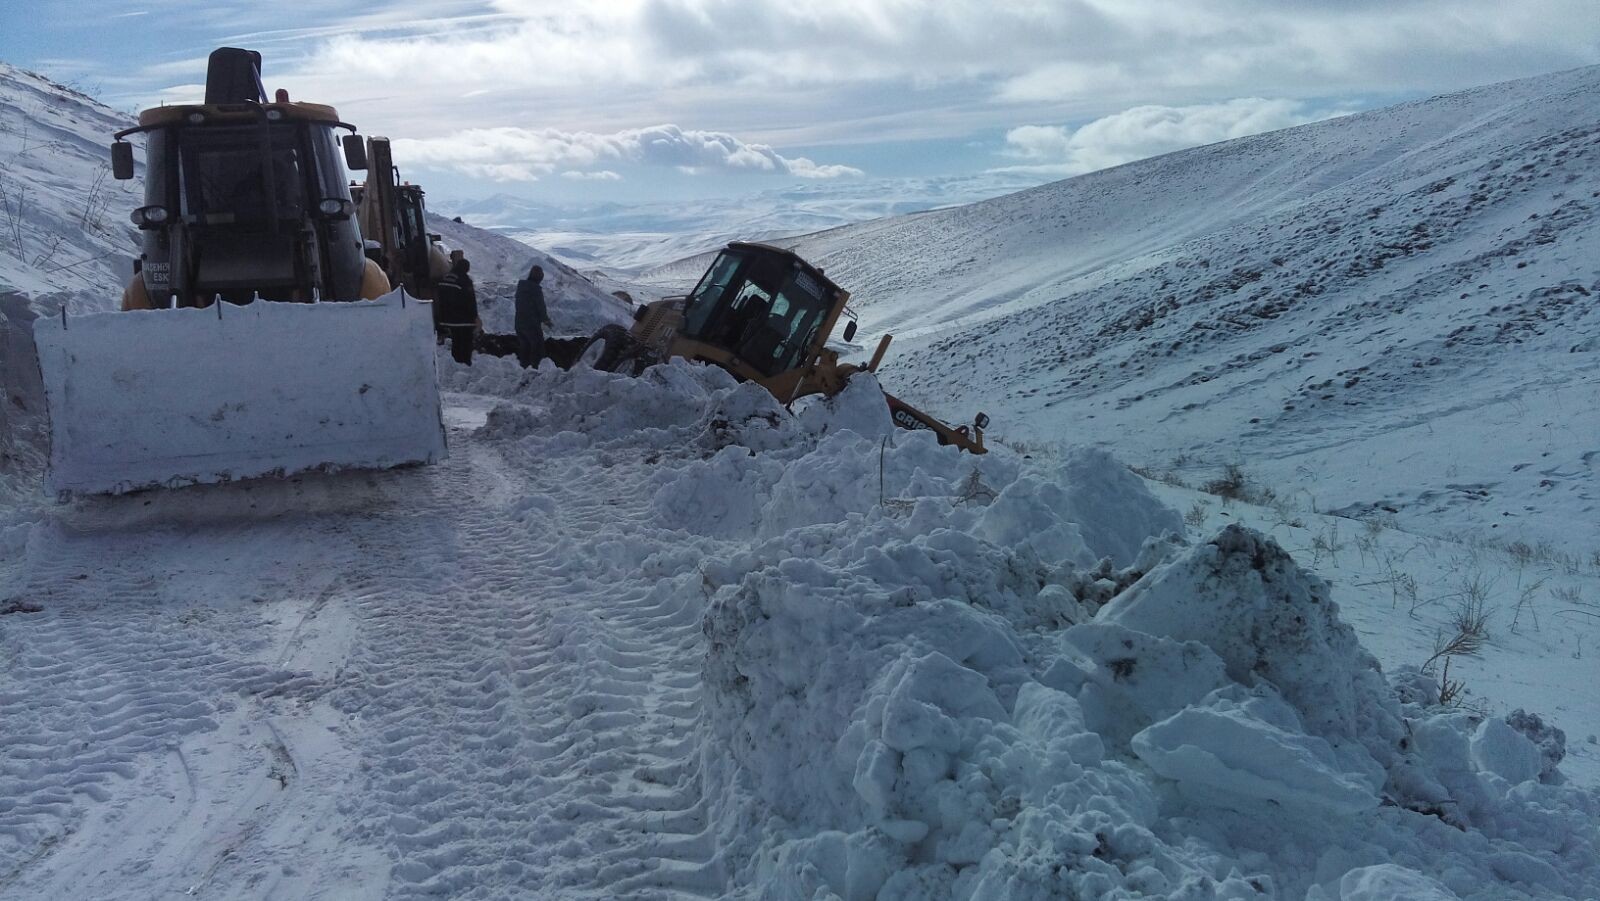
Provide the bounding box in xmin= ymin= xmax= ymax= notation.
xmin=842 ymin=320 xmax=857 ymax=342
xmin=342 ymin=134 xmax=368 ymax=171
xmin=111 ymin=142 xmax=135 ymax=180
xmin=974 ymin=412 xmax=990 ymax=430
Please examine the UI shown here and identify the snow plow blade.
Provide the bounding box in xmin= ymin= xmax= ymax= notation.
xmin=35 ymin=291 xmax=446 ymax=496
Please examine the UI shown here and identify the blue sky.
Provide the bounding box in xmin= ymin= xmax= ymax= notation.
xmin=5 ymin=0 xmax=1598 ymax=204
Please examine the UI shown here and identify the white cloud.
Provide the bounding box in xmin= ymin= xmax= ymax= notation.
xmin=272 ymin=2 xmax=1600 ymax=113
xmin=99 ymin=0 xmax=1600 ymax=187
xmin=995 ymin=98 xmax=1346 ymax=177
xmin=561 ymin=169 xmax=623 ymax=181
xmin=392 ymin=123 xmax=864 ymax=182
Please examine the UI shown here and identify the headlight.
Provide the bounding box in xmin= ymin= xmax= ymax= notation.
xmin=185 ymin=112 xmax=205 ymax=124
xmin=130 ymin=205 xmax=169 ymax=228
xmin=265 ymin=109 xmax=283 ymax=121
xmin=317 ymin=198 xmax=354 ymax=218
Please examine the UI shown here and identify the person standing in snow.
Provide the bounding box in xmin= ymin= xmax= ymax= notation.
xmin=514 ymin=263 xmax=554 ymax=368
xmin=435 ymin=256 xmax=480 ymax=365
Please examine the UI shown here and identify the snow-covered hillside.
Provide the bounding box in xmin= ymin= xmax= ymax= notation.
xmin=424 ymin=212 xmax=629 ymax=335
xmin=0 ymin=63 xmax=141 ymax=305
xmin=718 ymin=66 xmax=1600 ymax=557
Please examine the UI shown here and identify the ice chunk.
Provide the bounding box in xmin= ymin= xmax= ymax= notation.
xmin=1332 ymin=864 xmax=1459 ymax=900
xmin=1052 ymin=446 xmax=1185 ymax=567
xmin=1131 ymin=685 xmax=1383 ymax=816
xmin=1470 ymin=717 xmax=1543 ymax=786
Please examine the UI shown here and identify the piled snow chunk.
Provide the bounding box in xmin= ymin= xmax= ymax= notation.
xmin=1052 ymin=446 xmax=1185 ymax=567
xmin=794 ymin=371 xmax=895 ymax=441
xmin=1504 ymin=709 xmax=1566 ymax=781
xmin=1099 ymin=524 xmax=1405 ymax=770
xmin=1470 ymin=717 xmax=1544 ymax=786
xmin=692 ymin=431 xmax=1274 ymax=896
xmin=1310 ymin=864 xmax=1459 ymax=901
xmin=1046 ymin=623 xmax=1231 ymax=748
xmin=1131 ymin=684 xmax=1384 ymax=816
xmin=973 ymin=477 xmax=1096 ymax=568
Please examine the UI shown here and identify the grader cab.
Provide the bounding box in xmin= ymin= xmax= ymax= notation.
xmin=577 ymin=242 xmax=988 ymax=453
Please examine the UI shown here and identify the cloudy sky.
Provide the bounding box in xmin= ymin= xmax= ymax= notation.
xmin=6 ymin=0 xmax=1598 ymax=204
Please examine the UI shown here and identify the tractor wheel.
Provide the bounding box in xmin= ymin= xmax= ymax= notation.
xmin=576 ymin=324 xmax=634 ymax=372
xmin=626 ymin=348 xmax=662 ymax=376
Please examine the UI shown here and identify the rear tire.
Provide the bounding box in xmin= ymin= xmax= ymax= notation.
xmin=576 ymin=324 xmax=634 ymax=372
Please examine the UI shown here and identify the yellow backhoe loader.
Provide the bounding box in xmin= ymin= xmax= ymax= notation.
xmin=576 ymin=242 xmax=988 ymax=452
xmin=352 ymin=136 xmax=450 ymax=300
xmin=33 ymin=47 xmax=445 ymax=496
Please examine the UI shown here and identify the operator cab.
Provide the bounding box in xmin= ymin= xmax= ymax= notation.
xmin=110 ymin=47 xmax=368 ymax=307
xmin=678 ymin=242 xmax=846 ymax=377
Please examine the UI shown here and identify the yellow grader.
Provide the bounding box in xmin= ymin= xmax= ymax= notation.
xmin=576 ymin=242 xmax=988 ymax=452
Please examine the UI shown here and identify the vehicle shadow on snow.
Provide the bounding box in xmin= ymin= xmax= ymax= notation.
xmin=45 ymin=467 xmax=427 ymax=533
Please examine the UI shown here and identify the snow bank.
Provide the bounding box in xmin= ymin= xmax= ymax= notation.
xmin=411 ymin=356 xmax=1600 ymax=898
xmin=1100 ymin=524 xmax=1405 ymax=777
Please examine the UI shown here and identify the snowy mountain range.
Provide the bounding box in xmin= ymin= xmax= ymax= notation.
xmin=685 ymin=65 xmax=1600 ymax=558
xmin=435 ymin=172 xmax=1044 ymax=274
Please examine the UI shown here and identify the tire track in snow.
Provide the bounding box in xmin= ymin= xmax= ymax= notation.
xmin=1 ymin=400 xmax=732 ymax=898
xmin=0 ymin=491 xmax=394 ymax=898
xmin=327 ymin=421 xmax=726 ymax=898
xmin=0 ymin=527 xmax=335 ymax=895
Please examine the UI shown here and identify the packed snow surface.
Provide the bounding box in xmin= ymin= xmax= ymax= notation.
xmin=1 ymin=352 xmax=1595 ymax=899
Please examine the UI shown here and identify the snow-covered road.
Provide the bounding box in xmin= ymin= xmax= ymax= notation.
xmin=2 ymin=390 xmax=722 ymax=898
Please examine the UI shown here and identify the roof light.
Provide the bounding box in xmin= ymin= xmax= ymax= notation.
xmin=186 ymin=112 xmax=205 ymax=124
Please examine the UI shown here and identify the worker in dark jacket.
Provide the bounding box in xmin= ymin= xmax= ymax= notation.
xmin=514 ymin=263 xmax=554 ymax=368
xmin=434 ymin=257 xmax=480 ymax=365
